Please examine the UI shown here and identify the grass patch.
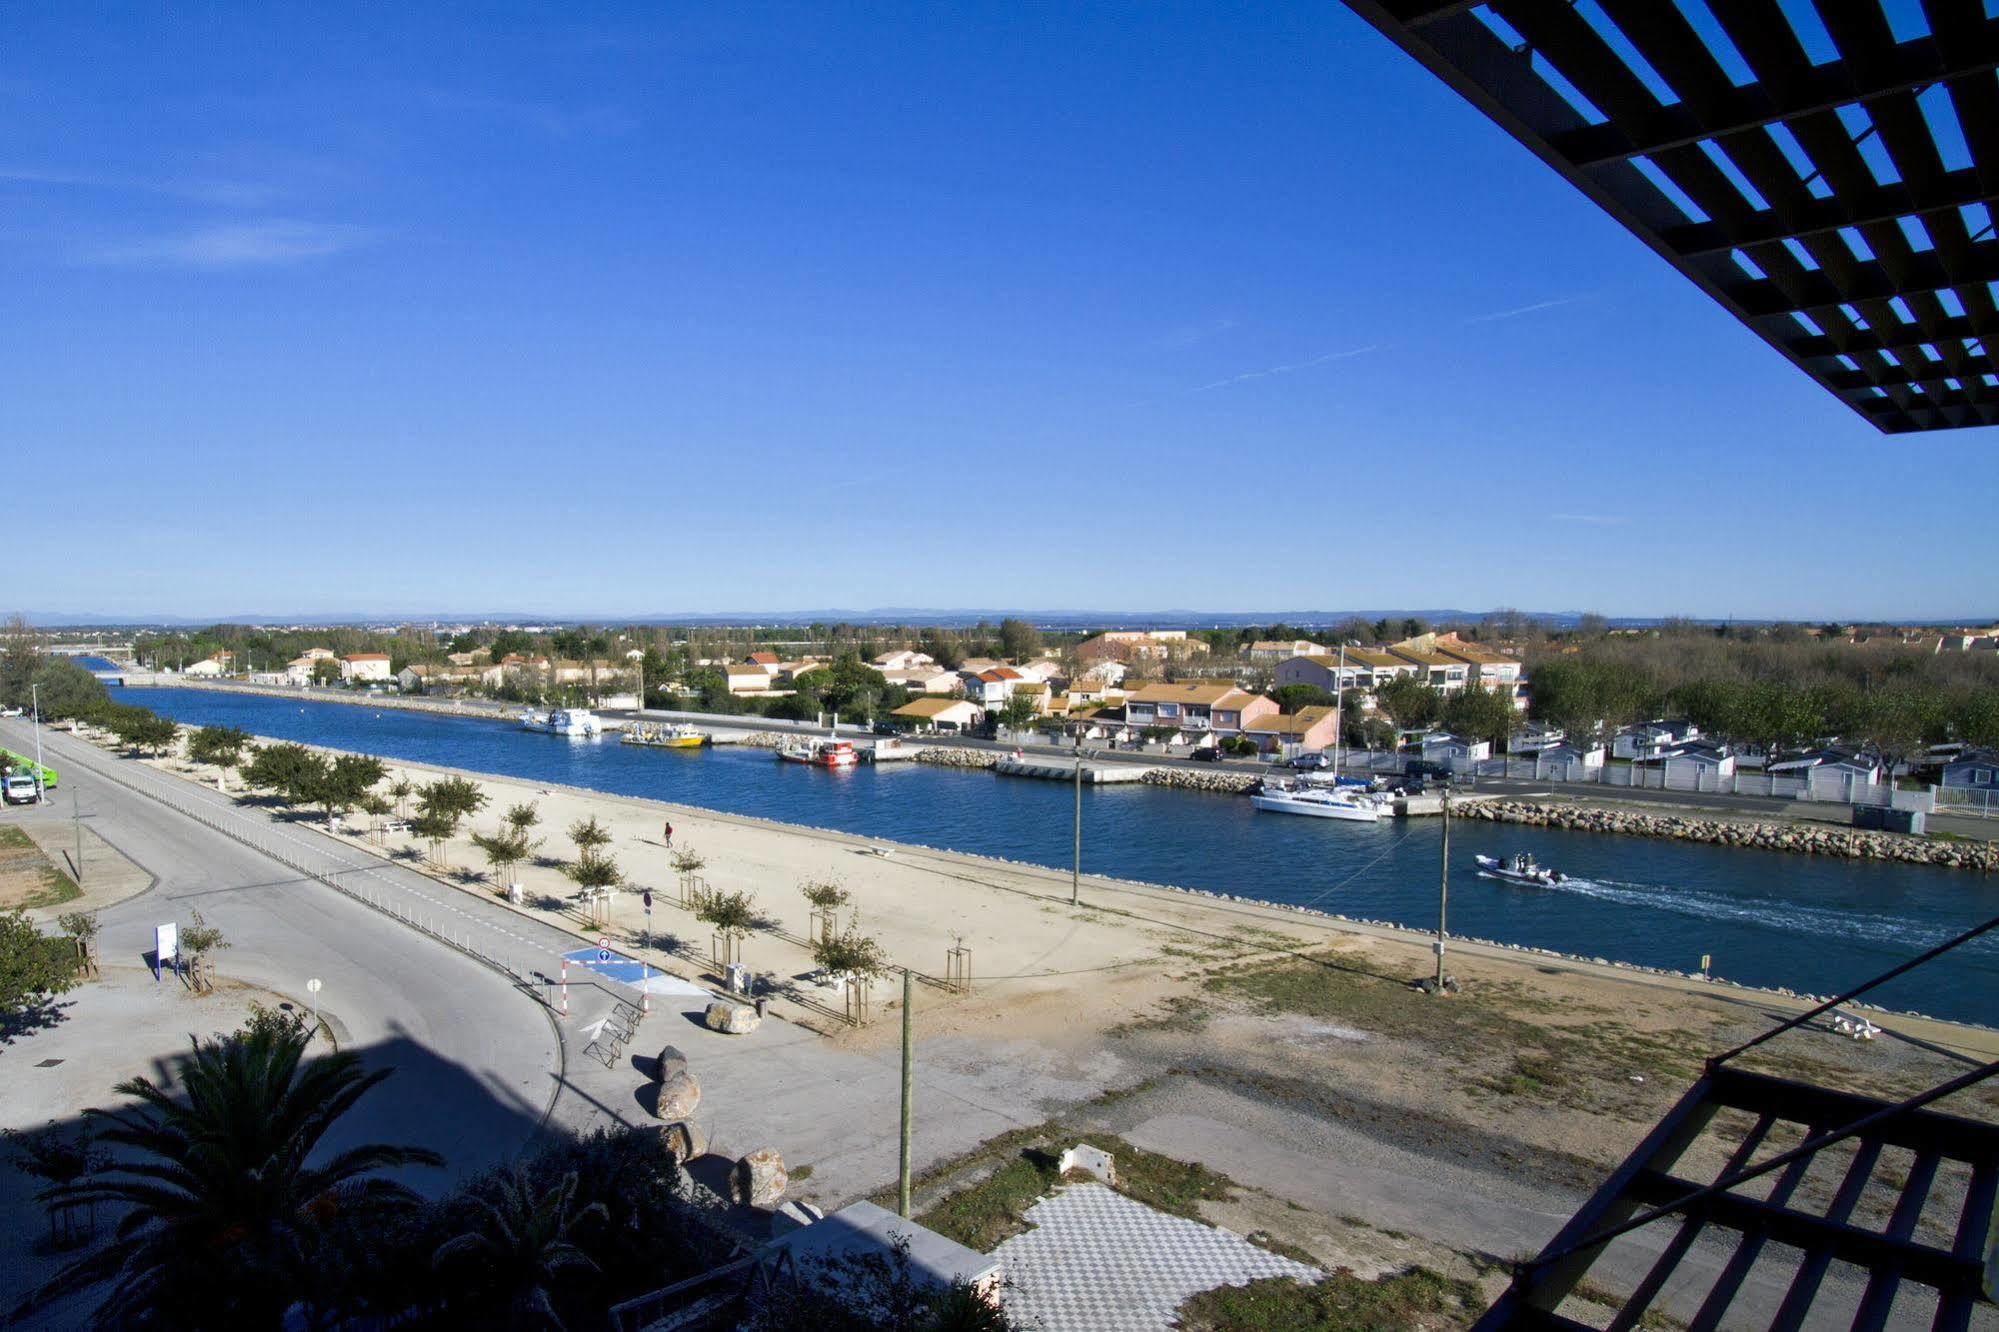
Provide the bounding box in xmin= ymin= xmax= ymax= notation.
xmin=916 ymin=1151 xmax=1060 ymax=1251
xmin=787 ymin=1163 xmax=813 ymax=1184
xmin=25 ymin=866 xmax=81 ymax=909
xmin=1204 ymin=949 xmax=1695 ymax=1106
xmin=1111 ymin=993 xmax=1211 ymax=1037
xmin=1175 ymin=1267 xmax=1484 ymax=1331
xmin=0 ymin=826 xmax=35 ymax=851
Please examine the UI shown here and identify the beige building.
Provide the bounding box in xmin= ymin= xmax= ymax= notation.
xmin=891 ymin=697 xmax=984 ymax=732
xmin=341 ymin=653 xmax=393 ymax=683
xmin=1075 ymin=630 xmax=1208 ymax=663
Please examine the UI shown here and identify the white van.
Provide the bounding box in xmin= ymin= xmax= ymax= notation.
xmin=2 ymin=773 xmax=39 ymax=804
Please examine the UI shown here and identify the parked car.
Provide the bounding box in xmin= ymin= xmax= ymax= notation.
xmin=1405 ymin=759 xmax=1454 ymax=783
xmin=1189 ymin=747 xmax=1223 ymax=763
xmin=1289 ymin=751 xmax=1334 ymax=770
xmin=3 ymin=773 xmax=39 ymax=804
xmin=871 ymin=721 xmax=898 ymax=735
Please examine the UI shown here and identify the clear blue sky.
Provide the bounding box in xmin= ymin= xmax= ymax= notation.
xmin=5 ymin=3 xmax=1993 ymax=622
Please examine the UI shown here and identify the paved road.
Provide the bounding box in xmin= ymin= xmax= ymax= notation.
xmin=1 ymin=719 xmax=576 ymax=1185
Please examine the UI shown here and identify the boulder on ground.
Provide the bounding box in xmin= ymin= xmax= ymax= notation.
xmin=734 ymin=1148 xmax=787 ymax=1208
xmin=654 ymin=1070 xmax=701 ymax=1121
xmin=704 ymin=1001 xmax=761 ymax=1035
xmin=658 ymin=1119 xmax=708 ymax=1164
xmin=654 ymin=1045 xmax=689 ymax=1081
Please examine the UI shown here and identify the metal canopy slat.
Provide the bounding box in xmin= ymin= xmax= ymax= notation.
xmin=1340 ymin=0 xmax=1999 ymax=431
xmin=1851 ymin=1151 xmax=1945 ymax=1332
xmin=1768 ymin=1137 xmax=1886 ymax=1332
xmin=1681 ymin=1140 xmax=1821 ymax=1332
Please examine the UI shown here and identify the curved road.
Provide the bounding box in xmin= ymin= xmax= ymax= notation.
xmin=2 ymin=719 xmax=565 ymax=1190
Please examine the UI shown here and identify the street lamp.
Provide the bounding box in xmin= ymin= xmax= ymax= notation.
xmin=1072 ymin=729 xmax=1083 ymax=906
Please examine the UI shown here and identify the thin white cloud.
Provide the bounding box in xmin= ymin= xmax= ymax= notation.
xmin=0 ymin=165 xmax=281 ymax=208
xmin=84 ymin=220 xmax=376 ymax=269
xmin=1465 ymin=294 xmax=1588 ymax=324
xmin=1550 ymin=512 xmax=1628 ymax=526
xmin=1190 ymin=343 xmax=1383 ymax=394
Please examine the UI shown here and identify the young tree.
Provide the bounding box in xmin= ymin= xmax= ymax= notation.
xmin=1442 ymin=687 xmax=1519 ymax=749
xmin=1375 ymin=677 xmax=1442 ymax=732
xmin=2 ymin=1117 xmax=108 ymax=1249
xmin=388 ymin=778 xmax=416 ymax=821
xmin=997 ymin=691 xmax=1041 ymax=735
xmin=799 ymin=877 xmax=850 ymax=914
xmin=409 ymin=808 xmax=461 ymax=867
xmin=669 ymin=846 xmax=707 ymax=877
xmin=810 ymin=923 xmax=888 ymax=984
xmin=564 ymin=848 xmax=622 ymax=895
xmin=504 ymin=801 xmax=542 ymax=837
xmin=567 ymin=816 xmax=612 ymax=859
xmin=419 ymin=776 xmax=489 ymax=825
xmin=696 ymin=889 xmax=762 ymax=962
xmin=179 ymin=909 xmax=228 ymax=989
xmin=185 ymin=726 xmax=251 ymax=772
xmin=242 ymin=743 xmax=331 ymax=808
xmin=313 ymin=753 xmax=387 ymax=829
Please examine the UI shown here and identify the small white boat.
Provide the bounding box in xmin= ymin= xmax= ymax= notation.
xmin=1249 ymin=783 xmax=1384 ymax=822
xmin=1475 ymin=853 xmax=1566 ymax=886
xmin=520 ymin=708 xmax=602 ymax=737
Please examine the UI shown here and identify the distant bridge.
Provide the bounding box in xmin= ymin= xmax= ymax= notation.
xmin=45 ymin=643 xmax=137 ymax=662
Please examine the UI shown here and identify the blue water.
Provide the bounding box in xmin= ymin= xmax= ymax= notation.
xmin=126 ymin=687 xmax=1999 ymax=1024
xmin=73 ymin=655 xmax=125 ymax=673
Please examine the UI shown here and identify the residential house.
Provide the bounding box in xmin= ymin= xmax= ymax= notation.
xmin=1942 ymin=749 xmax=1999 ymax=789
xmin=341 ymin=653 xmax=393 ymax=683
xmin=1123 ymin=681 xmax=1276 ymax=737
xmin=883 ymin=667 xmax=959 ymax=695
xmin=1247 ymin=639 xmax=1326 ymax=662
xmin=446 ymin=651 xmax=484 ymax=668
xmin=957 ymin=658 xmax=1003 ymax=674
xmin=1387 ymin=647 xmax=1470 ymax=693
xmin=1429 ymin=635 xmax=1525 ymax=695
xmin=890 ymin=697 xmax=984 ymax=732
xmin=725 ymin=664 xmax=775 ymax=695
xmin=1275 ymin=648 xmax=1404 ymax=694
xmin=1535 ymin=741 xmax=1605 ymax=780
xmin=1074 ymin=630 xmax=1208 ymax=663
xmin=960 ymin=668 xmax=1022 ymax=709
xmin=1509 ymin=722 xmax=1567 ymax=755
xmin=1063 ymin=677 xmax=1123 ymax=707
xmin=1611 ymin=720 xmax=1701 ymax=761
xmin=1770 ymin=748 xmax=1883 ymax=787
xmin=1650 ymin=742 xmax=1735 ymax=782
xmin=1011 ymin=681 xmax=1053 ymax=716
xmin=872 ymin=649 xmax=935 ymax=671
xmin=1017 ymin=659 xmax=1065 ymax=683
xmin=183 ymin=652 xmax=232 ymax=678
xmin=1419 ymin=733 xmax=1490 ymax=764
xmin=1244 ymin=705 xmax=1340 ymax=755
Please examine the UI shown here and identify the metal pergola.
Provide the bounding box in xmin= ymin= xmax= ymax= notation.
xmin=1343 ymin=1 xmax=1999 ymax=432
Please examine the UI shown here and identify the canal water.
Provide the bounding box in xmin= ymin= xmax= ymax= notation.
xmin=122 ymin=687 xmax=1999 ymax=1024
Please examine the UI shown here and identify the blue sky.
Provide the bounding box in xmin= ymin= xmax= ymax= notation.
xmin=5 ymin=3 xmax=1993 ymax=622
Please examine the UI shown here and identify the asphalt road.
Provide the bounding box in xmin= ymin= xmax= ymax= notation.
xmin=1 ymin=718 xmax=566 ymax=1189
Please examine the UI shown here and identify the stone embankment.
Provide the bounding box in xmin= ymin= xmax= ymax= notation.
xmin=1141 ymin=768 xmax=1258 ymax=795
xmin=913 ymin=747 xmax=998 ymax=770
xmin=730 ymin=732 xmax=789 ymax=750
xmin=1462 ymin=800 xmax=1998 ymax=871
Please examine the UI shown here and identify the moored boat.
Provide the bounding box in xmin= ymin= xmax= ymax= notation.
xmin=622 ymin=721 xmax=710 ymax=749
xmin=776 ymin=738 xmax=858 ymax=768
xmin=1248 ymin=782 xmax=1384 ymax=822
xmin=520 ymin=708 xmax=602 ymax=737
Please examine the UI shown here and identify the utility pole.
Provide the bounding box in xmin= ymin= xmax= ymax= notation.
xmin=1435 ymin=784 xmax=1451 ymax=992
xmin=898 ymin=967 xmax=914 ymax=1218
xmin=30 ymin=683 xmax=45 ymax=804
xmin=1072 ymin=733 xmax=1083 ymax=906
xmin=72 ymin=781 xmax=83 ymax=882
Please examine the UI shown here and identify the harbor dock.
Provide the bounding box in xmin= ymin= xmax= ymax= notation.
xmin=995 ymin=756 xmax=1157 ymax=784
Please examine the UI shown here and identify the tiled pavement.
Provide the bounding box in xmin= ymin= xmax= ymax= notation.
xmin=992 ymin=1183 xmax=1321 ymax=1330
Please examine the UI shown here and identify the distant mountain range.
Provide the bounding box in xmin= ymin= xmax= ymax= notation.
xmin=13 ymin=607 xmax=1992 ymax=630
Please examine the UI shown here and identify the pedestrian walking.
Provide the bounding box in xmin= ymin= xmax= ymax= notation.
xmin=664 ymin=820 xmax=674 ymax=847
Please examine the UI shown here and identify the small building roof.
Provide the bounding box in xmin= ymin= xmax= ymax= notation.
xmin=746 ymin=651 xmax=779 ymax=665
xmin=1245 ymin=705 xmax=1338 ymax=736
xmin=344 ymin=653 xmax=390 ymax=662
xmin=760 ymin=1200 xmax=998 ymax=1295
xmin=893 ymin=697 xmax=976 ymax=719
xmin=1124 ymin=680 xmax=1259 ymax=707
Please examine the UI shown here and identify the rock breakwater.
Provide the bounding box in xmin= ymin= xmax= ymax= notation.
xmin=1141 ymin=768 xmax=1258 ymax=795
xmin=913 ymin=747 xmax=999 ymax=770
xmin=1461 ymin=801 xmax=1998 ymax=871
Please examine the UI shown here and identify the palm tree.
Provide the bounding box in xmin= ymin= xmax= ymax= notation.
xmin=20 ymin=1026 xmax=442 ymax=1327
xmin=432 ymin=1169 xmax=606 ymax=1330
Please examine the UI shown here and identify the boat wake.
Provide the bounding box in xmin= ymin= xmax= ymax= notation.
xmin=1530 ymin=873 xmax=1999 ymax=957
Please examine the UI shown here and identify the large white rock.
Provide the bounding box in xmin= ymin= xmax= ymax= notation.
xmin=734 ymin=1148 xmax=787 ymax=1208
xmin=704 ymin=1001 xmax=761 ymax=1035
xmin=654 ymin=1070 xmax=702 ymax=1120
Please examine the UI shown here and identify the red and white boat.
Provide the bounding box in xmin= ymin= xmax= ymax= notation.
xmin=776 ymin=738 xmax=858 ymax=769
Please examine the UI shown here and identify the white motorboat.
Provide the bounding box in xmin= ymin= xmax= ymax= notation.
xmin=1249 ymin=783 xmax=1384 ymax=822
xmin=520 ymin=708 xmax=602 ymax=737
xmin=1475 ymin=853 xmax=1566 ymax=886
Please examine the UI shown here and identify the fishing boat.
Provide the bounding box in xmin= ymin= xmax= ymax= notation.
xmin=1475 ymin=853 xmax=1566 ymax=886
xmin=520 ymin=708 xmax=602 ymax=737
xmin=1248 ymin=782 xmax=1384 ymax=822
xmin=776 ymin=738 xmax=858 ymax=769
xmin=622 ymin=721 xmax=710 ymax=749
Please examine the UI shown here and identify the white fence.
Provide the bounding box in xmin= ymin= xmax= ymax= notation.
xmin=1935 ymin=786 xmax=1999 ymax=820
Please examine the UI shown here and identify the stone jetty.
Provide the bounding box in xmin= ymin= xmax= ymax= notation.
xmin=1142 ymin=767 xmax=1258 ymax=795
xmin=1461 ymin=800 xmax=1998 ymax=871
xmin=913 ymin=746 xmax=998 ymax=770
